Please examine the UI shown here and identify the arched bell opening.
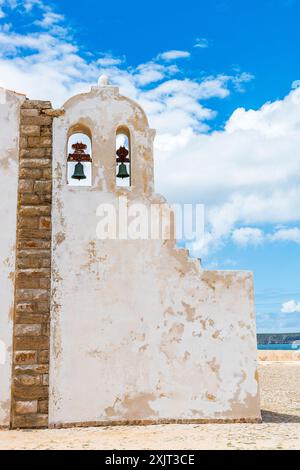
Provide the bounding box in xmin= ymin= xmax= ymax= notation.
xmin=67 ymin=126 xmax=92 ymax=187
xmin=116 ymin=126 xmax=131 ymax=188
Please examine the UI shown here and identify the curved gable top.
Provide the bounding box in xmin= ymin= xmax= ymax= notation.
xmin=62 ymin=85 xmax=151 ymax=133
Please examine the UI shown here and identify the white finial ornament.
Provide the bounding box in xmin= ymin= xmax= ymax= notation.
xmin=98 ymin=75 xmax=109 ymax=87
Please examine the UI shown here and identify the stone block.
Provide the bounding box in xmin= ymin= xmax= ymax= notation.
xmin=12 ymin=414 xmax=48 ymax=428
xmin=15 ymin=314 xmax=49 ymax=325
xmin=19 ymin=217 xmax=39 ymax=229
xmin=34 ymin=181 xmax=52 ymax=194
xmin=18 ymin=249 xmax=50 ymax=258
xmin=19 ymin=137 xmax=28 ymax=149
xmin=15 ymin=374 xmax=42 ymax=386
xmin=37 ymin=301 xmax=50 ymax=314
xmin=17 ymin=257 xmax=45 ymax=269
xmin=14 ymin=384 xmax=48 ymax=400
xmin=20 ymin=158 xmax=51 ymax=169
xmin=38 ymin=350 xmax=49 ymax=364
xmin=19 ymin=168 xmax=42 ymax=179
xmin=18 ymin=229 xmax=51 ymax=240
xmin=20 ymin=147 xmax=50 ymax=159
xmin=42 ymin=168 xmax=52 ymax=180
xmin=16 ymin=302 xmax=36 ymax=314
xmin=42 ymin=375 xmax=49 ymax=386
xmin=15 ymin=324 xmax=42 ymax=336
xmin=14 ymin=351 xmax=37 ymax=365
xmin=21 ymin=109 xmax=39 ymax=117
xmin=16 ymin=277 xmax=40 ymax=289
xmin=22 ymin=100 xmax=52 ymax=109
xmin=19 ymin=194 xmax=41 ymax=205
xmin=15 ymin=401 xmax=38 ymax=414
xmin=39 ymin=217 xmax=51 ymax=230
xmin=40 ymin=126 xmax=52 ymax=136
xmin=18 ymin=268 xmax=50 ymax=279
xmin=22 ymin=116 xmax=53 ymax=126
xmin=14 ymin=364 xmax=49 ymax=375
xmin=19 ymin=180 xmax=34 ymax=194
xmin=19 ymin=205 xmax=51 ymax=217
xmin=27 ymin=137 xmax=52 ymax=148
xmin=15 ymin=336 xmax=49 ymax=351
xmin=38 ymin=400 xmax=49 ymax=414
xmin=41 ymin=258 xmax=51 ymax=268
xmin=39 ymin=278 xmax=51 ymax=289
xmin=21 ymin=125 xmax=40 ymax=137
xmin=16 ymin=289 xmax=49 ymax=301
xmin=18 ymin=240 xmax=51 ymax=250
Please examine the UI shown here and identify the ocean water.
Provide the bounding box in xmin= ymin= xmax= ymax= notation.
xmin=258 ymin=343 xmax=300 ymax=350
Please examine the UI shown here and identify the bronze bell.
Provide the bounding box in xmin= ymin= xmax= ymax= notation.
xmin=72 ymin=162 xmax=86 ymax=180
xmin=116 ymin=162 xmax=130 ymax=179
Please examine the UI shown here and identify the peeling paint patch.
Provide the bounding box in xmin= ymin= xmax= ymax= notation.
xmin=207 ymin=358 xmax=220 ymax=375
xmin=206 ymin=393 xmax=217 ymax=402
xmin=164 ymin=307 xmax=175 ymax=317
xmin=55 ymin=232 xmax=65 ymax=246
xmin=212 ymin=330 xmax=222 ymax=340
xmin=182 ymin=301 xmax=197 ymax=322
xmin=105 ymin=393 xmax=158 ymax=420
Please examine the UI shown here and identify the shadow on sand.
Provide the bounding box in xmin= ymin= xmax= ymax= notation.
xmin=261 ymin=409 xmax=300 ymax=423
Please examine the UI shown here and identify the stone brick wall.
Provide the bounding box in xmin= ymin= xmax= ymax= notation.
xmin=11 ymin=100 xmax=54 ymax=428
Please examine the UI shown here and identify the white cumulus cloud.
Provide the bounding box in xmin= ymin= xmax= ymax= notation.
xmin=97 ymin=56 xmax=124 ymax=67
xmin=281 ymin=300 xmax=300 ymax=313
xmin=232 ymin=227 xmax=264 ymax=247
xmin=270 ymin=227 xmax=300 ymax=244
xmin=159 ymin=50 xmax=191 ymax=61
xmin=35 ymin=11 xmax=64 ymax=28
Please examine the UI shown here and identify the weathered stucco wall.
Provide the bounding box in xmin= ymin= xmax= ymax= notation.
xmin=0 ymin=88 xmax=25 ymax=427
xmin=49 ymin=85 xmax=260 ymax=426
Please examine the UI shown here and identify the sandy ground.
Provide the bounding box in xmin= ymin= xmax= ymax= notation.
xmin=1 ymin=362 xmax=300 ymax=450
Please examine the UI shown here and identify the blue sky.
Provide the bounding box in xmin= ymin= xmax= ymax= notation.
xmin=1 ymin=0 xmax=300 ymax=332
xmin=44 ymin=0 xmax=300 ymax=121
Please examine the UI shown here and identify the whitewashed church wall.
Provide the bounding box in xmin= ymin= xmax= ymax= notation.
xmin=0 ymin=88 xmax=25 ymax=427
xmin=49 ymin=86 xmax=260 ymax=426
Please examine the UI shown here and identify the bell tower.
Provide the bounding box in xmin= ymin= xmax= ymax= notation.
xmin=53 ymin=77 xmax=156 ymax=198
